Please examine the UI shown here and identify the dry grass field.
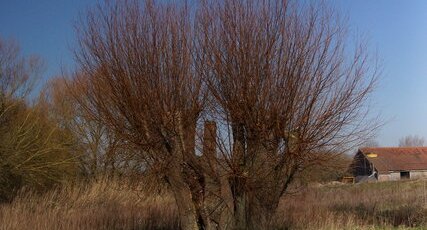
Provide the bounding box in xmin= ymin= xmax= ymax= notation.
xmin=276 ymin=180 xmax=427 ymax=229
xmin=0 ymin=180 xmax=178 ymax=230
xmin=1 ymin=179 xmax=427 ymax=230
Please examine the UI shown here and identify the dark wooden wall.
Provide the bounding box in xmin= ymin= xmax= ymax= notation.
xmin=349 ymin=151 xmax=373 ymax=176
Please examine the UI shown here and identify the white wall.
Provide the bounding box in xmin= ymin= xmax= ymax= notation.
xmin=378 ymin=174 xmax=390 ymax=181
xmin=389 ymin=172 xmax=401 ymax=180
xmin=378 ymin=170 xmax=427 ymax=181
xmin=410 ymin=170 xmax=427 ymax=179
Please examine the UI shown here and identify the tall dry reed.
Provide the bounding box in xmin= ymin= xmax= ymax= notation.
xmin=2 ymin=179 xmax=427 ymax=229
xmin=0 ymin=179 xmax=178 ymax=230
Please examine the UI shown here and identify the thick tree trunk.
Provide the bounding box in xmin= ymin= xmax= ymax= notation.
xmin=168 ymin=165 xmax=200 ymax=230
xmin=229 ymin=123 xmax=249 ymax=230
xmin=218 ymin=173 xmax=234 ymax=229
xmin=203 ymin=121 xmax=234 ymax=229
xmin=230 ymin=177 xmax=248 ymax=230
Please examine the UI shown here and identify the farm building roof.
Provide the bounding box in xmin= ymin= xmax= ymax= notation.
xmin=359 ymin=147 xmax=427 ymax=173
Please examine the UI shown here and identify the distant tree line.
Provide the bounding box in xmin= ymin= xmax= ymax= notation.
xmin=399 ymin=135 xmax=425 ymax=147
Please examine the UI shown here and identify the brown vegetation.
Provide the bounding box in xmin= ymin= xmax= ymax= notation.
xmin=0 ymin=179 xmax=178 ymax=230
xmin=71 ymin=0 xmax=378 ymax=229
xmin=0 ymin=38 xmax=76 ymax=202
xmin=0 ymin=0 xmax=380 ymax=229
xmin=2 ymin=179 xmax=427 ymax=230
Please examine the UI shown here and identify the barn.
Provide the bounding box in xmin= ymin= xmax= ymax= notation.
xmin=351 ymin=147 xmax=427 ymax=182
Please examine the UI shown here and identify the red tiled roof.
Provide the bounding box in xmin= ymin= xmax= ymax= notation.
xmin=359 ymin=147 xmax=427 ymax=173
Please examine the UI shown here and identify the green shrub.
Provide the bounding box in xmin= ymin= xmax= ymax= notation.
xmin=0 ymin=99 xmax=77 ymax=201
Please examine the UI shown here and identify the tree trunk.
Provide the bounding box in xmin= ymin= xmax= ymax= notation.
xmin=231 ymin=177 xmax=248 ymax=230
xmin=168 ymin=165 xmax=200 ymax=230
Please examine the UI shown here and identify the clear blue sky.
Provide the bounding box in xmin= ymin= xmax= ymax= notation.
xmin=1 ymin=0 xmax=427 ymax=147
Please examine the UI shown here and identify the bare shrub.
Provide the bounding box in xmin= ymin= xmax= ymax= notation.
xmin=0 ymin=37 xmax=75 ymax=202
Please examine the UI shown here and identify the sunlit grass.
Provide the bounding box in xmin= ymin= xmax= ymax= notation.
xmin=2 ymin=179 xmax=427 ymax=229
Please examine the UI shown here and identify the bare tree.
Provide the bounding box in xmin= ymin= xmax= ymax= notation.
xmin=362 ymin=139 xmax=380 ymax=147
xmin=42 ymin=77 xmax=135 ymax=179
xmin=196 ymin=0 xmax=378 ymax=228
xmin=399 ymin=135 xmax=425 ymax=147
xmin=73 ymin=1 xmax=378 ymax=229
xmin=0 ymin=37 xmax=43 ymax=130
xmin=74 ymin=1 xmax=205 ymax=229
xmin=0 ymin=38 xmax=42 ymax=99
